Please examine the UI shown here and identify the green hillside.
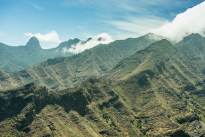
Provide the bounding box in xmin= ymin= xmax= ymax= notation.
xmin=1 ymin=33 xmax=205 ymax=136
xmin=0 ymin=37 xmax=75 ymax=72
xmin=110 ymin=37 xmax=205 ymax=136
xmin=0 ymin=33 xmax=158 ymax=91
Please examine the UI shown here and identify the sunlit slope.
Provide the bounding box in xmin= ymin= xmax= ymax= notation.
xmin=110 ymin=37 xmax=205 ymax=136
xmin=2 ymin=34 xmax=205 ymax=136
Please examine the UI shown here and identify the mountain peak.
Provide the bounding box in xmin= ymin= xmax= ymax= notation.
xmin=26 ymin=37 xmax=41 ymax=48
xmin=154 ymin=39 xmax=172 ymax=45
xmin=179 ymin=33 xmax=205 ymax=46
xmin=145 ymin=39 xmax=174 ymax=53
xmin=67 ymin=33 xmax=113 ymax=54
xmin=64 ymin=38 xmax=80 ymax=45
xmin=182 ymin=33 xmax=204 ymax=42
xmin=57 ymin=38 xmax=81 ymax=50
xmin=86 ymin=37 xmax=92 ymax=42
xmin=96 ymin=33 xmax=113 ymax=43
xmin=143 ymin=33 xmax=164 ymax=41
xmin=69 ymin=38 xmax=81 ymax=43
xmin=153 ymin=39 xmax=173 ymax=47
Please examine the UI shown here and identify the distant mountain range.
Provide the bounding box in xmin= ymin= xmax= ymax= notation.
xmin=0 ymin=37 xmax=71 ymax=72
xmin=1 ymin=33 xmax=205 ymax=136
xmin=0 ymin=33 xmax=114 ymax=72
xmin=0 ymin=33 xmax=162 ymax=90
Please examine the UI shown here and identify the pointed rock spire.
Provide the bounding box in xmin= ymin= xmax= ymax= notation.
xmin=26 ymin=37 xmax=41 ymax=49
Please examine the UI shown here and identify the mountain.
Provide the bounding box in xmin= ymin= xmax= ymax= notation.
xmin=0 ymin=37 xmax=68 ymax=72
xmin=53 ymin=38 xmax=81 ymax=54
xmin=1 ymin=33 xmax=160 ymax=91
xmin=0 ymin=78 xmax=143 ymax=137
xmin=25 ymin=37 xmax=41 ymax=49
xmin=0 ymin=33 xmax=162 ymax=72
xmin=107 ymin=38 xmax=205 ymax=136
xmin=0 ymin=33 xmax=143 ymax=72
xmin=2 ymin=33 xmax=205 ymax=136
xmin=57 ymin=38 xmax=81 ymax=49
xmin=67 ymin=33 xmax=113 ymax=54
xmin=110 ymin=39 xmax=176 ymax=80
xmin=177 ymin=33 xmax=205 ymax=56
xmin=53 ymin=33 xmax=113 ymax=55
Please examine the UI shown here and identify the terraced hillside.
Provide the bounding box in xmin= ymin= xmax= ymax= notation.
xmin=1 ymin=34 xmax=205 ymax=136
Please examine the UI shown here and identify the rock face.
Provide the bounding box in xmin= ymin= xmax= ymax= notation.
xmin=1 ymin=33 xmax=205 ymax=136
xmin=25 ymin=37 xmax=41 ymax=49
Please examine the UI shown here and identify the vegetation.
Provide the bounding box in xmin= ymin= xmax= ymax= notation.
xmin=1 ymin=33 xmax=205 ymax=136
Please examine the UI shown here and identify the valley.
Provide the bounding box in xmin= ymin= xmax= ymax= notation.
xmin=1 ymin=33 xmax=205 ymax=136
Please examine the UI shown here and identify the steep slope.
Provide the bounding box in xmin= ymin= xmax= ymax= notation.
xmin=0 ymin=37 xmax=70 ymax=72
xmin=67 ymin=33 xmax=113 ymax=54
xmin=0 ymin=37 xmax=88 ymax=72
xmin=1 ymin=34 xmax=205 ymax=137
xmin=1 ymin=36 xmax=205 ymax=136
xmin=0 ymin=33 xmax=160 ymax=73
xmin=110 ymin=39 xmax=177 ymax=80
xmin=177 ymin=33 xmax=205 ymax=75
xmin=3 ymin=33 xmax=160 ymax=90
xmin=109 ymin=38 xmax=205 ymax=136
xmin=0 ymin=79 xmax=142 ymax=137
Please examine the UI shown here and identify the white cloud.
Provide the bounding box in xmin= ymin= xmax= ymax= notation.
xmin=108 ymin=16 xmax=168 ymax=39
xmin=67 ymin=33 xmax=113 ymax=54
xmin=25 ymin=31 xmax=61 ymax=49
xmin=154 ymin=1 xmax=205 ymax=42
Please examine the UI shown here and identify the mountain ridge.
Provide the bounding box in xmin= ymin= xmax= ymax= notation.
xmin=1 ymin=33 xmax=205 ymax=136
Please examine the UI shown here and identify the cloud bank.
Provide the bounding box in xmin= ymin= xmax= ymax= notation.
xmin=154 ymin=1 xmax=205 ymax=42
xmin=25 ymin=31 xmax=61 ymax=49
xmin=67 ymin=33 xmax=113 ymax=54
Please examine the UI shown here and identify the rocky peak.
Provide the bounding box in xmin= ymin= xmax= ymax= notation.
xmin=26 ymin=37 xmax=41 ymax=49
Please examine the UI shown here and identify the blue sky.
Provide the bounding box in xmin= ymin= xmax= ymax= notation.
xmin=0 ymin=0 xmax=204 ymax=48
